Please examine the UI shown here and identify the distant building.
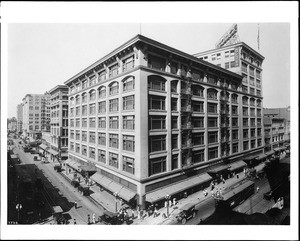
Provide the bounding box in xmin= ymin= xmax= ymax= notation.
xmin=64 ymin=34 xmax=265 ymax=208
xmin=49 ymin=85 xmax=69 ymax=162
xmin=7 ymin=117 xmax=17 ymax=132
xmin=22 ymin=93 xmax=51 ymax=136
xmin=16 ymin=104 xmax=23 ymax=133
xmin=263 ymin=107 xmax=290 ymax=152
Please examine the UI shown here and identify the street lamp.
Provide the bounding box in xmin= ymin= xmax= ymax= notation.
xmin=165 ymin=194 xmax=171 ymax=217
xmin=16 ymin=203 xmax=22 ymax=223
xmin=113 ymin=192 xmax=119 ymax=213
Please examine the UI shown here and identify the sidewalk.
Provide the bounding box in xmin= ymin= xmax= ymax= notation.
xmin=131 ymin=171 xmax=249 ymax=225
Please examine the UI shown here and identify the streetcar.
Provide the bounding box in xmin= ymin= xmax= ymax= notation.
xmin=214 ymin=180 xmax=255 ymax=209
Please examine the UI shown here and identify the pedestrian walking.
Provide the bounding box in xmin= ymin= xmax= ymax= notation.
xmin=92 ymin=213 xmax=96 ymax=224
xmin=74 ymin=200 xmax=77 ymax=209
xmin=74 ymin=219 xmax=77 ymax=225
xmin=153 ymin=207 xmax=159 ymax=218
xmin=173 ymin=198 xmax=177 ymax=206
xmin=87 ymin=214 xmax=91 ymax=224
xmin=256 ymin=186 xmax=260 ymax=193
xmin=236 ymin=174 xmax=239 ymax=179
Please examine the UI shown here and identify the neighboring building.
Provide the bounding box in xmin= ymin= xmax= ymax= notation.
xmin=64 ymin=34 xmax=265 ymax=208
xmin=49 ymin=85 xmax=69 ymax=162
xmin=16 ymin=104 xmax=23 ymax=133
xmin=22 ymin=93 xmax=51 ymax=136
xmin=263 ymin=107 xmax=290 ymax=152
xmin=7 ymin=117 xmax=17 ymax=132
xmin=39 ymin=131 xmax=51 ymax=157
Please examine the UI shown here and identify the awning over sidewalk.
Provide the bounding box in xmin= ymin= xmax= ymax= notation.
xmin=256 ymin=153 xmax=267 ymax=160
xmin=145 ymin=173 xmax=212 ymax=203
xmin=228 ymin=160 xmax=247 ymax=172
xmin=273 ymin=147 xmax=281 ymax=152
xmin=66 ymin=160 xmax=81 ymax=170
xmin=265 ymin=150 xmax=275 ymax=157
xmin=48 ymin=149 xmax=59 ymax=156
xmin=78 ymin=165 xmax=96 ymax=172
xmin=39 ymin=144 xmax=48 ymax=150
xmin=90 ymin=172 xmax=136 ymax=202
xmin=207 ymin=165 xmax=229 ymax=174
xmin=244 ymin=155 xmax=259 ymax=161
xmin=255 ymin=162 xmax=266 ymax=173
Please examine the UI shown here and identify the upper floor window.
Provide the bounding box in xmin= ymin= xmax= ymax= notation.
xmin=98 ymin=86 xmax=106 ymax=99
xmin=75 ymin=95 xmax=80 ymax=105
xmin=170 ymin=62 xmax=178 ymax=75
xmin=109 ymin=116 xmax=119 ymax=129
xmin=148 ymin=76 xmax=166 ymax=91
xmin=98 ymin=70 xmax=106 ymax=82
xmin=82 ymin=93 xmax=87 ymax=103
xmin=148 ymin=54 xmax=166 ymax=71
xmin=109 ymin=63 xmax=118 ymax=78
xmin=89 ymin=75 xmax=96 ymax=86
xmin=149 ymin=116 xmax=166 ymax=130
xmin=123 ymin=156 xmax=135 ymax=175
xmin=109 ymin=134 xmax=119 ymax=149
xmin=192 ymin=85 xmax=204 ymax=97
xmin=123 ymin=135 xmax=135 ymax=152
xmin=109 ymin=152 xmax=119 ymax=168
xmin=109 ymin=82 xmax=119 ymax=95
xmin=82 ymin=79 xmax=87 ymax=89
xmin=149 ymin=135 xmax=166 ymax=153
xmin=89 ymin=103 xmax=96 ymax=115
xmin=123 ymin=95 xmax=135 ymax=110
xmin=207 ymin=89 xmax=218 ymax=100
xmin=123 ymin=115 xmax=135 ymax=130
xmin=171 ymin=80 xmax=178 ymax=93
xmin=207 ymin=74 xmax=218 ymax=85
xmin=123 ymin=77 xmax=135 ymax=92
xmin=207 ymin=103 xmax=218 ymax=114
xmin=109 ymin=98 xmax=119 ymax=112
xmin=191 ymin=69 xmax=204 ymax=82
xmin=123 ymin=56 xmax=134 ymax=72
xmin=98 ymin=101 xmax=106 ymax=114
xmin=148 ymin=95 xmax=165 ymax=110
xmin=89 ymin=90 xmax=96 ymax=101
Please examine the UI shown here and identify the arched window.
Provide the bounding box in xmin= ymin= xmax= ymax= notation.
xmin=109 ymin=82 xmax=119 ymax=95
xmin=171 ymin=80 xmax=178 ymax=93
xmin=148 ymin=75 xmax=166 ymax=91
xmin=231 ymin=94 xmax=238 ymax=104
xmin=249 ymin=98 xmax=255 ymax=107
xmin=75 ymin=95 xmax=80 ymax=105
xmin=123 ymin=76 xmax=135 ymax=91
xmin=98 ymin=86 xmax=106 ymax=98
xmin=256 ymin=99 xmax=262 ymax=107
xmin=192 ymin=85 xmax=204 ymax=97
xmin=242 ymin=96 xmax=248 ymax=105
xmin=82 ymin=92 xmax=87 ymax=103
xmin=89 ymin=89 xmax=96 ymax=101
xmin=207 ymin=88 xmax=218 ymax=100
xmin=70 ymin=97 xmax=75 ymax=106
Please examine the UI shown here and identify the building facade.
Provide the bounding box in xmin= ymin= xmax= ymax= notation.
xmin=7 ymin=117 xmax=17 ymax=132
xmin=64 ymin=34 xmax=265 ymax=208
xmin=16 ymin=104 xmax=23 ymax=133
xmin=49 ymin=85 xmax=69 ymax=162
xmin=22 ymin=93 xmax=51 ymax=135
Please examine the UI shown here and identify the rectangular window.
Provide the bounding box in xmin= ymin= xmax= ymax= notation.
xmin=149 ymin=95 xmax=165 ymax=110
xmin=249 ymin=67 xmax=255 ymax=76
xmin=256 ymin=70 xmax=261 ymax=79
xmin=232 ymin=130 xmax=239 ymax=140
xmin=98 ymin=149 xmax=106 ymax=163
xmin=230 ymin=61 xmax=235 ymax=68
xmin=70 ymin=142 xmax=74 ymax=151
xmin=98 ymin=101 xmax=106 ymax=113
xmin=232 ymin=143 xmax=239 ymax=153
xmin=98 ymin=70 xmax=106 ymax=82
xmin=109 ymin=83 xmax=119 ymax=95
xmin=207 ymin=103 xmax=218 ymax=113
xmin=243 ymin=118 xmax=248 ymax=127
xmin=148 ymin=79 xmax=165 ymax=91
xmin=82 ymin=80 xmax=87 ymax=89
xmin=122 ymin=56 xmax=134 ymax=72
xmin=109 ymin=116 xmax=119 ymax=129
xmin=98 ymin=87 xmax=106 ymax=98
xmin=109 ymin=134 xmax=119 ymax=148
xmin=208 ymin=131 xmax=218 ymax=144
xmin=82 ymin=145 xmax=87 ymax=156
xmin=170 ymin=62 xmax=178 ymax=75
xmin=257 ymin=139 xmax=262 ymax=147
xmin=89 ymin=117 xmax=96 ymax=128
xmin=171 ymin=98 xmax=177 ymax=111
xmin=172 ymin=135 xmax=178 ymax=149
xmin=75 ymin=144 xmax=80 ymax=153
xmin=109 ymin=63 xmax=118 ymax=78
xmin=123 ymin=95 xmax=135 ymax=110
xmin=243 ymin=107 xmax=248 ymax=116
xmin=109 ymin=98 xmax=119 ymax=112
xmin=123 ymin=115 xmax=135 ymax=130
xmin=242 ymin=62 xmax=247 ymax=73
xmin=82 ymin=105 xmax=87 ymax=115
xmin=208 ymin=117 xmax=218 ymax=128
xmin=232 ymin=118 xmax=238 ymax=127
xmin=225 ymin=62 xmax=229 ymax=69
xmin=89 ymin=103 xmax=96 ymax=115
xmin=243 ymin=129 xmax=249 ymax=139
xmin=89 ymin=132 xmax=96 ymax=143
xmin=89 ymin=147 xmax=95 ymax=159
xmin=123 ymin=77 xmax=135 ymax=91
xmin=98 ymin=133 xmax=106 ymax=146
xmin=70 ymin=130 xmax=75 ymax=139
xmin=192 ymin=101 xmax=204 ymax=112
xmin=149 ymin=157 xmax=166 ymax=175
xmin=171 ymin=116 xmax=178 ymax=129
xmin=149 ymin=116 xmax=166 ymax=130
xmin=98 ymin=117 xmax=106 ymax=128
xmin=243 ymin=141 xmax=249 ymax=151
xmin=75 ymin=118 xmax=80 ymax=127
xmin=193 ymin=132 xmax=204 ymax=146
xmin=225 ymin=51 xmax=230 ymax=58
xmin=216 ymin=53 xmax=221 ymax=60
xmin=148 ymin=55 xmax=166 ymax=71
xmin=89 ymin=75 xmax=96 ymax=87
xmin=232 ymin=106 xmax=238 ymax=115
xmin=109 ymin=152 xmax=119 ymax=168
xmin=193 ymin=150 xmax=205 ymax=164
xmin=123 ymin=156 xmax=135 ymax=174
xmin=251 ymin=129 xmax=256 ymax=138
xmin=171 ymin=155 xmax=178 ymax=170
xmin=81 ymin=131 xmax=87 ymax=141
xmin=76 ymin=107 xmax=80 ymax=116
xmin=82 ymin=118 xmax=87 ymax=128
xmin=70 ymin=119 xmax=74 ymax=127
xmin=257 ymin=128 xmax=262 ymax=136
xmin=242 ymin=85 xmax=248 ymax=93
xmin=150 ymin=135 xmax=166 ymax=152
xmin=123 ymin=135 xmax=135 ymax=152
xmin=192 ymin=117 xmax=204 ymax=128
xmin=208 ymin=147 xmax=218 ymax=160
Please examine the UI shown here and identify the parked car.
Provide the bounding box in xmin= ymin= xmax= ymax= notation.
xmin=99 ymin=211 xmax=121 ymax=225
xmin=54 ymin=164 xmax=62 ymax=172
xmin=175 ymin=203 xmax=197 ymax=224
xmin=78 ymin=184 xmax=90 ymax=196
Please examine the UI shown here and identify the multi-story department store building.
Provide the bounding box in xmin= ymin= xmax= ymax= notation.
xmin=65 ymin=34 xmax=265 ymax=208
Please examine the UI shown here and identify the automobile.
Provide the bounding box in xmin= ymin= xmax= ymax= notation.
xmin=175 ymin=203 xmax=197 ymax=224
xmin=99 ymin=211 xmax=121 ymax=225
xmin=52 ymin=206 xmax=67 ymax=224
xmin=78 ymin=184 xmax=90 ymax=196
xmin=263 ymin=191 xmax=273 ymax=201
xmin=71 ymin=179 xmax=80 ymax=188
xmin=54 ymin=164 xmax=62 ymax=172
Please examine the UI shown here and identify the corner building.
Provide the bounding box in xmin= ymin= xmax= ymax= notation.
xmin=65 ymin=35 xmax=264 ymax=208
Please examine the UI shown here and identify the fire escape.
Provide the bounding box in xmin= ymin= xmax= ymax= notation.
xmin=180 ymin=76 xmax=193 ymax=168
xmin=220 ymin=79 xmax=230 ymax=163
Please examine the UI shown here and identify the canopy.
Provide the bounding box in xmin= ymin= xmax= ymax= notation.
xmin=228 ymin=160 xmax=247 ymax=172
xmin=48 ymin=149 xmax=59 ymax=156
xmin=39 ymin=144 xmax=48 ymax=150
xmin=145 ymin=173 xmax=212 ymax=203
xmin=78 ymin=165 xmax=96 ymax=172
xmin=244 ymin=155 xmax=259 ymax=161
xmin=66 ymin=160 xmax=81 ymax=170
xmin=52 ymin=206 xmax=63 ymax=214
xmin=207 ymin=165 xmax=229 ymax=174
xmin=265 ymin=150 xmax=275 ymax=157
xmin=256 ymin=153 xmax=267 ymax=160
xmin=273 ymin=147 xmax=281 ymax=152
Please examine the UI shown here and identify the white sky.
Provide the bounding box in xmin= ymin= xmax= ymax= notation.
xmin=6 ymin=22 xmax=291 ymax=118
xmin=1 ymin=1 xmax=298 ymax=240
